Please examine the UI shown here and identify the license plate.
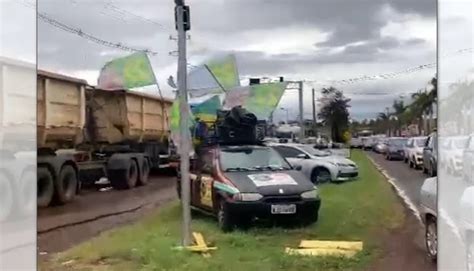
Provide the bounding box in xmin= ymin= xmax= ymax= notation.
xmin=271 ymin=204 xmax=296 ymax=214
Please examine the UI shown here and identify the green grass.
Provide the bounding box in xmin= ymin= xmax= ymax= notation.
xmin=43 ymin=150 xmax=404 ymax=271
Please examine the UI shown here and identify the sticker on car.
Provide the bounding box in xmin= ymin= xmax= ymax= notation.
xmin=248 ymin=173 xmax=298 ymax=187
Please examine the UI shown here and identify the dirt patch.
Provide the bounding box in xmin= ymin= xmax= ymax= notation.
xmin=368 ymin=207 xmax=436 ymax=271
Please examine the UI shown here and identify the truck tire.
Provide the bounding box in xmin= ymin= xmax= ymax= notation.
xmin=53 ymin=165 xmax=78 ymax=205
xmin=20 ymin=168 xmax=36 ymax=215
xmin=109 ymin=159 xmax=138 ymax=190
xmin=138 ymin=159 xmax=150 ymax=186
xmin=37 ymin=167 xmax=54 ymax=208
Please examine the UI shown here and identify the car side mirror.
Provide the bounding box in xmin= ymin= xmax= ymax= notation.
xmin=297 ymin=153 xmax=309 ymax=159
xmin=294 ymin=165 xmax=302 ymax=171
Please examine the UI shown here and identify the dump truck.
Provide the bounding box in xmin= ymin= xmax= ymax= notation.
xmin=0 ymin=57 xmax=36 ymax=220
xmin=37 ymin=70 xmax=173 ymax=207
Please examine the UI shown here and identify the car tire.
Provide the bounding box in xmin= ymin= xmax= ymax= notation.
xmin=311 ymin=167 xmax=331 ymax=184
xmin=217 ymin=200 xmax=233 ymax=232
xmin=53 ymin=165 xmax=78 ymax=205
xmin=404 ymin=157 xmax=408 ymax=163
xmin=301 ymin=212 xmax=319 ymax=226
xmin=466 ymin=232 xmax=474 ymax=271
xmin=409 ymin=159 xmax=413 ymax=168
xmin=0 ymin=172 xmax=14 ymax=220
xmin=429 ymin=162 xmax=436 ymax=177
xmin=425 ymin=216 xmax=437 ymax=262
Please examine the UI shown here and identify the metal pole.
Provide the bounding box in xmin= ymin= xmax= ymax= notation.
xmin=298 ymin=81 xmax=304 ymax=140
xmin=176 ymin=1 xmax=192 ymax=246
xmin=312 ymin=88 xmax=316 ymax=137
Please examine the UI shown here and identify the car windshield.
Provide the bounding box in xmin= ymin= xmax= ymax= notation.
xmin=414 ymin=138 xmax=426 ymax=147
xmin=299 ymin=145 xmax=331 ymax=157
xmin=220 ymin=147 xmax=292 ymax=172
xmin=390 ymin=139 xmax=407 ymax=147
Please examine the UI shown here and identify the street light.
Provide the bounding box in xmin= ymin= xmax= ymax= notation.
xmin=280 ymin=107 xmax=289 ymax=123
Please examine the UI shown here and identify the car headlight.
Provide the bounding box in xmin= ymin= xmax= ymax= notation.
xmin=233 ymin=193 xmax=263 ymax=202
xmin=416 ymin=151 xmax=423 ymax=155
xmin=301 ymin=189 xmax=319 ymax=199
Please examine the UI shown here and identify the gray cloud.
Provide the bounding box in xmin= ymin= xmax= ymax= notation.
xmin=36 ymin=0 xmax=436 ymax=120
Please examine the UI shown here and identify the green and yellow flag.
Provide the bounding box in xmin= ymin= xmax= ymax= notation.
xmin=191 ymin=95 xmax=221 ymax=122
xmin=97 ymin=52 xmax=156 ymax=90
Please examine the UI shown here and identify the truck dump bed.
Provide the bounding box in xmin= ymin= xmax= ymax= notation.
xmin=37 ymin=70 xmax=172 ymax=149
xmin=88 ymin=88 xmax=172 ymax=144
xmin=37 ymin=70 xmax=87 ymax=149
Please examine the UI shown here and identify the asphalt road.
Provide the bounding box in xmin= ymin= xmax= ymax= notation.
xmin=367 ymin=150 xmax=471 ymax=270
xmin=38 ymin=170 xmax=178 ymax=254
xmin=367 ymin=151 xmax=427 ymax=207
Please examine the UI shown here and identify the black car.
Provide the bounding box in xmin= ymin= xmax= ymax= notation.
xmin=177 ymin=144 xmax=321 ymax=231
xmin=386 ymin=137 xmax=408 ymax=160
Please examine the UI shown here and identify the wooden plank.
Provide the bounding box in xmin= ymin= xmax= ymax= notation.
xmin=285 ymin=247 xmax=359 ymax=257
xmin=299 ymin=240 xmax=363 ymax=251
xmin=192 ymin=232 xmax=207 ymax=248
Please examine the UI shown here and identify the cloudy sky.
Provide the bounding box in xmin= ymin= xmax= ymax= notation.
xmin=4 ymin=0 xmax=439 ymax=121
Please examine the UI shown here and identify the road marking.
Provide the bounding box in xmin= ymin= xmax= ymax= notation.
xmin=367 ymin=156 xmax=423 ymax=224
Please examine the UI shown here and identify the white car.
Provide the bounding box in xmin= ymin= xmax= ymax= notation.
xmin=271 ymin=144 xmax=358 ymax=184
xmin=442 ymin=136 xmax=469 ymax=175
xmin=404 ymin=136 xmax=427 ymax=169
xmin=420 ymin=177 xmax=437 ymax=261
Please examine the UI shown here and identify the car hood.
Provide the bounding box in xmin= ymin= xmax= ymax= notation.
xmin=223 ymin=170 xmax=314 ymax=196
xmin=311 ymin=155 xmax=356 ymax=166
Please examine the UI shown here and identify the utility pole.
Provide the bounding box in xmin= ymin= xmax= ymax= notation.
xmin=312 ymin=88 xmax=316 ymax=137
xmin=298 ymin=81 xmax=304 ymax=140
xmin=175 ymin=0 xmax=192 ymax=246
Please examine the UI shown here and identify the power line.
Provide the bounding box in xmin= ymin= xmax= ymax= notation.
xmin=37 ymin=12 xmax=158 ymax=55
xmin=305 ymin=48 xmax=473 ymax=87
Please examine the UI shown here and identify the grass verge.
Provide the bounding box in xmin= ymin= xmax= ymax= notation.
xmin=42 ymin=150 xmax=404 ymax=271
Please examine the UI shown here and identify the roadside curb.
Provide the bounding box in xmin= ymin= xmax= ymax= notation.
xmin=366 ymin=156 xmax=423 ymax=224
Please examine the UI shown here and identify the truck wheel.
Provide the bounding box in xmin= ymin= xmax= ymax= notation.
xmin=138 ymin=159 xmax=150 ymax=186
xmin=109 ymin=159 xmax=138 ymax=190
xmin=54 ymin=165 xmax=78 ymax=205
xmin=217 ymin=200 xmax=233 ymax=232
xmin=0 ymin=172 xmax=14 ymax=221
xmin=37 ymin=167 xmax=54 ymax=208
xmin=20 ymin=168 xmax=36 ymax=215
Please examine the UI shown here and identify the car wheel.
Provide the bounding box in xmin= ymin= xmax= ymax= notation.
xmin=312 ymin=168 xmax=331 ymax=184
xmin=429 ymin=162 xmax=436 ymax=177
xmin=423 ymin=165 xmax=428 ymax=174
xmin=404 ymin=157 xmax=408 ymax=163
xmin=301 ymin=212 xmax=319 ymax=226
xmin=409 ymin=159 xmax=413 ymax=168
xmin=217 ymin=200 xmax=233 ymax=232
xmin=467 ymin=232 xmax=474 ymax=271
xmin=425 ymin=216 xmax=437 ymax=262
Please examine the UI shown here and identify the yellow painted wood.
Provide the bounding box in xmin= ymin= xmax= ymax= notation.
xmin=299 ymin=240 xmax=363 ymax=251
xmin=192 ymin=232 xmax=207 ymax=247
xmin=285 ymin=247 xmax=358 ymax=257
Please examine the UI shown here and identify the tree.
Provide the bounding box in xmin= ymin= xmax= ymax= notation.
xmin=392 ymin=99 xmax=406 ymax=136
xmin=318 ymin=87 xmax=351 ymax=142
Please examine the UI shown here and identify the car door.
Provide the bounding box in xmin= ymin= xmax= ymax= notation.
xmin=191 ymin=149 xmax=215 ymax=210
